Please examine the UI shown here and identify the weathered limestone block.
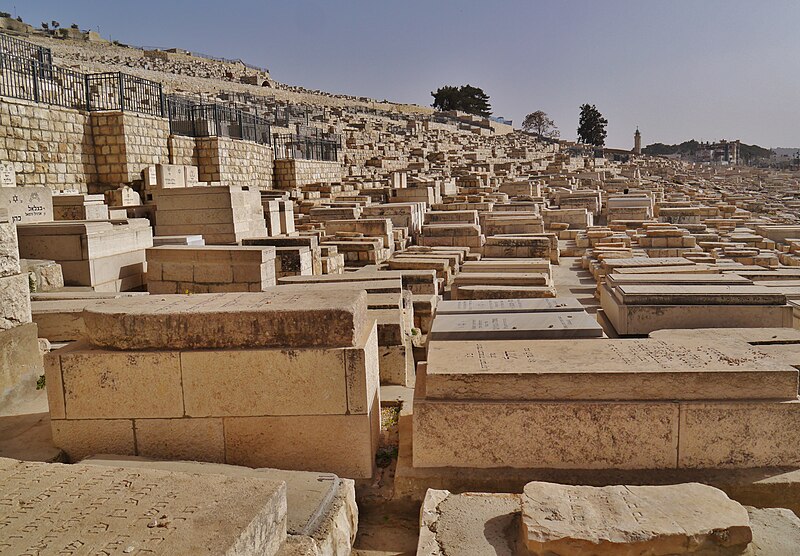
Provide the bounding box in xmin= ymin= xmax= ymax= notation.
xmin=0 ymin=272 xmax=32 ymax=330
xmin=521 ymin=482 xmax=752 ymax=555
xmin=0 ymin=322 xmax=42 ymax=407
xmin=417 ymin=489 xmax=521 ymax=556
xmin=82 ymin=290 xmax=368 ymax=350
xmin=0 ymin=221 xmax=20 ymax=277
xmin=21 ymin=259 xmax=64 ymax=291
xmin=54 ymin=344 xmax=184 ymax=419
xmin=82 ymin=456 xmax=359 ymax=556
xmin=0 ymin=457 xmax=288 ymax=556
xmin=224 ymin=396 xmax=379 ymax=479
xmin=678 ymin=400 xmax=800 ymax=468
xmin=413 ymin=398 xmax=678 ymax=469
xmin=180 ymin=322 xmax=379 ymax=417
xmin=423 ymin=338 xmax=799 ymax=401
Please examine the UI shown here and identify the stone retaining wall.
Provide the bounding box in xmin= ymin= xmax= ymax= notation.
xmin=204 ymin=136 xmax=274 ymax=190
xmin=0 ymin=95 xmax=275 ymax=191
xmin=168 ymin=135 xmax=199 ymax=166
xmin=274 ymin=159 xmax=342 ymax=189
xmin=92 ymin=111 xmax=170 ymax=185
xmin=0 ymin=97 xmax=96 ymax=191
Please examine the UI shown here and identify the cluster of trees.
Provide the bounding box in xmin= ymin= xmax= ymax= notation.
xmin=430 ymin=85 xmax=491 ymax=117
xmin=39 ymin=21 xmax=80 ymax=31
xmin=520 ymin=104 xmax=608 ymax=146
xmin=431 ymin=85 xmax=610 ymax=147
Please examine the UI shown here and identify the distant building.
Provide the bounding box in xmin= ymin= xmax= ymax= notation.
xmin=633 ymin=128 xmax=641 ymax=155
xmin=490 ymin=115 xmax=513 ymax=126
xmin=695 ymin=140 xmax=739 ymax=165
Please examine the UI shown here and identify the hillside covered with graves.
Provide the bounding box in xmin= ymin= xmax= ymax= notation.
xmin=1 ymin=25 xmax=800 ymax=555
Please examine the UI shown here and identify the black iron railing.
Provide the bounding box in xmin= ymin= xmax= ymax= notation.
xmin=0 ymin=51 xmax=86 ymax=110
xmin=164 ymin=94 xmax=196 ymax=136
xmin=273 ymin=133 xmax=339 ymax=161
xmin=165 ymin=96 xmax=271 ymax=145
xmin=296 ymin=124 xmax=341 ymax=144
xmin=85 ymin=72 xmax=163 ymax=116
xmin=0 ymin=33 xmax=52 ymax=68
xmin=0 ymin=32 xmax=297 ymax=150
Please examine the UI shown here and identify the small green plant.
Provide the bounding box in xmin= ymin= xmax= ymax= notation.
xmin=375 ymin=446 xmax=398 ymax=468
xmin=381 ymin=405 xmax=400 ymax=430
xmin=36 ymin=374 xmax=46 ymax=390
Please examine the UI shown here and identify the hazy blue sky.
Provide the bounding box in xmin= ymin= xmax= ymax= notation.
xmin=8 ymin=1 xmax=800 ymax=148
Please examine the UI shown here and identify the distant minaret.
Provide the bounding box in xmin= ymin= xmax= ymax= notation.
xmin=633 ymin=127 xmax=642 ymax=155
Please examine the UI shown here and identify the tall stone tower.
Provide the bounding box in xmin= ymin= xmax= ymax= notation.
xmin=633 ymin=128 xmax=642 ymax=155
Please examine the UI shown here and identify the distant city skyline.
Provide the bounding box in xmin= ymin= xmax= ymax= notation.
xmin=9 ymin=1 xmax=800 ymax=149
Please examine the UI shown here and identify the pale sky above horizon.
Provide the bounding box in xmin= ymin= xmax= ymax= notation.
xmin=8 ymin=1 xmax=800 ymax=149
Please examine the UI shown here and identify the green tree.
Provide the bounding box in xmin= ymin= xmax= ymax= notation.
xmin=577 ymin=104 xmax=608 ymax=146
xmin=522 ymin=110 xmax=559 ymax=138
xmin=431 ymin=84 xmax=491 ymax=117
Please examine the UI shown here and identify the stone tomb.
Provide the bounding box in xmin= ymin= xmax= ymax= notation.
xmin=0 ymin=457 xmax=289 ymax=556
xmin=52 ymin=193 xmax=109 ymax=221
xmin=600 ymin=283 xmax=793 ymax=335
xmin=83 ymin=455 xmax=358 ymax=556
xmin=30 ymin=291 xmax=148 ymax=342
xmin=244 ymin=236 xmax=324 ymax=275
xmin=274 ymin=278 xmax=415 ymax=386
xmin=153 ymin=185 xmax=268 ymax=244
xmin=146 ymin=244 xmax=277 ymax=293
xmin=45 ymin=291 xmax=380 ymax=478
xmin=450 ymin=271 xmax=556 ymax=300
xmin=429 ymin=311 xmax=603 ymax=341
xmin=16 ymin=219 xmax=153 ymax=292
xmin=412 ymin=336 xmax=800 ymax=469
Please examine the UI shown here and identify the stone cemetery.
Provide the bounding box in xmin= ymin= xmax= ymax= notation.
xmin=1 ymin=27 xmax=800 ymax=555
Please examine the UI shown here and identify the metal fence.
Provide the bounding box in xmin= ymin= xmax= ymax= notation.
xmin=273 ymin=133 xmax=339 ymax=162
xmin=296 ymin=125 xmax=340 ymax=144
xmin=0 ymin=32 xmax=321 ymax=152
xmin=85 ymin=72 xmax=163 ymax=116
xmin=0 ymin=51 xmax=87 ymax=110
xmin=165 ymin=96 xmax=271 ymax=145
xmin=0 ymin=33 xmax=52 ymax=68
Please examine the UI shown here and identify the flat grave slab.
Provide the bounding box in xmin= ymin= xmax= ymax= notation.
xmin=0 ymin=457 xmax=287 ymax=556
xmin=521 ymin=482 xmax=751 ymax=555
xmin=614 ymin=284 xmax=787 ymax=305
xmin=429 ymin=311 xmax=602 ymax=341
xmin=436 ymin=297 xmax=585 ymax=315
xmin=423 ymin=337 xmax=799 ymax=401
xmin=605 ymin=273 xmax=752 ymax=286
xmin=83 ymin=290 xmax=368 ymax=350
